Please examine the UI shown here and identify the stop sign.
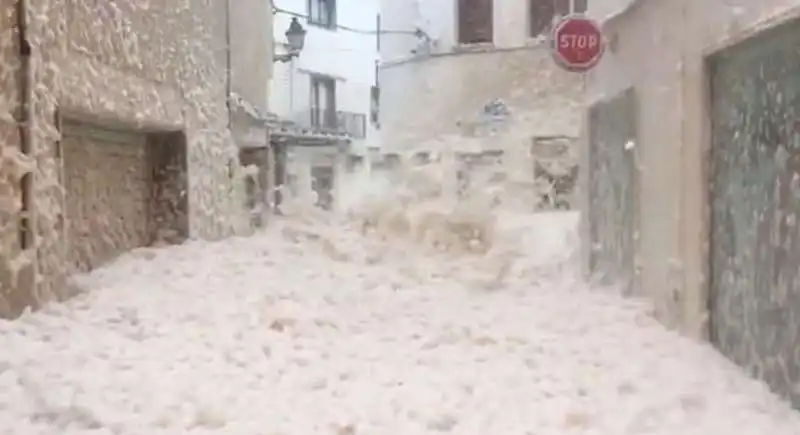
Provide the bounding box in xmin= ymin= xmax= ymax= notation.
xmin=550 ymin=15 xmax=605 ymax=72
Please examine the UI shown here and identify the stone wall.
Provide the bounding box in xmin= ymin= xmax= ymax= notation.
xmin=0 ymin=0 xmax=252 ymax=317
xmin=0 ymin=0 xmax=35 ymax=318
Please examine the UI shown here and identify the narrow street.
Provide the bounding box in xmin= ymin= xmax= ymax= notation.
xmin=0 ymin=211 xmax=798 ymax=435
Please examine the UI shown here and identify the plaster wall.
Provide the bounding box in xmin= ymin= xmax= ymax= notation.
xmin=582 ymin=0 xmax=800 ymax=336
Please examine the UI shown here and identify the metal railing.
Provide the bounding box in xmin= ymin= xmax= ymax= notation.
xmin=335 ymin=111 xmax=367 ymax=139
xmin=303 ymin=108 xmax=367 ymax=139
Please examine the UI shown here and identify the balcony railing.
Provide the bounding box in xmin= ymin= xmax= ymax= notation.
xmin=305 ymin=108 xmax=367 ymax=139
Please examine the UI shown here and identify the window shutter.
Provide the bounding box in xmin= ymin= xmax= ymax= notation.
xmin=529 ymin=0 xmax=555 ymax=38
xmin=574 ymin=0 xmax=588 ymax=13
xmin=458 ymin=0 xmax=493 ymax=44
xmin=554 ymin=0 xmax=571 ymax=16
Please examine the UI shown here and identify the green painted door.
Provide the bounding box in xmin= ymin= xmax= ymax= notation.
xmin=708 ymin=17 xmax=800 ymax=408
xmin=587 ymin=88 xmax=638 ymax=295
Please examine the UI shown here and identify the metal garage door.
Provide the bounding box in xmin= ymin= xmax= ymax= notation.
xmin=708 ymin=17 xmax=800 ymax=408
xmin=587 ymin=88 xmax=638 ymax=295
xmin=62 ymin=121 xmax=150 ymax=272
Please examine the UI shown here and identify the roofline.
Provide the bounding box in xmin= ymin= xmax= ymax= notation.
xmin=602 ymin=0 xmax=647 ymax=30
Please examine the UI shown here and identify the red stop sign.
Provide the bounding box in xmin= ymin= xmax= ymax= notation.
xmin=550 ymin=15 xmax=605 ymax=72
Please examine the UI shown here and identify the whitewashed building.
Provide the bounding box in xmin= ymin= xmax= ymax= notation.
xmin=269 ymin=0 xmax=381 ymax=210
xmin=378 ymin=0 xmax=610 ymax=209
xmin=378 ymin=0 xmax=599 ymax=152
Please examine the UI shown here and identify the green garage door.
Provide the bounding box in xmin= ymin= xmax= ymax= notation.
xmin=587 ymin=88 xmax=638 ymax=295
xmin=708 ymin=17 xmax=800 ymax=408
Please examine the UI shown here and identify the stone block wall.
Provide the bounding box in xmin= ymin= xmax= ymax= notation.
xmin=0 ymin=0 xmax=252 ymax=317
xmin=0 ymin=0 xmax=36 ymax=318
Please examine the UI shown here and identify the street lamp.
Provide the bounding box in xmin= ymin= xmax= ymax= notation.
xmin=275 ymin=17 xmax=306 ymax=63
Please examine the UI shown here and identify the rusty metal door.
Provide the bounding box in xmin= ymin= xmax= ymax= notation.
xmin=587 ymin=88 xmax=638 ymax=294
xmin=708 ymin=18 xmax=800 ymax=408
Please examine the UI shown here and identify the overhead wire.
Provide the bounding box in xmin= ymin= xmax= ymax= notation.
xmin=269 ymin=1 xmax=431 ymax=40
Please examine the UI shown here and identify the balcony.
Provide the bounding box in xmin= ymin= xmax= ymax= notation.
xmin=303 ymin=108 xmax=367 ymax=139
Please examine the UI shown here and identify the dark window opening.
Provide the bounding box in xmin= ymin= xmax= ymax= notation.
xmin=308 ymin=0 xmax=336 ymax=29
xmin=370 ymin=85 xmax=380 ymax=127
xmin=19 ymin=173 xmax=32 ymax=250
xmin=310 ymin=75 xmax=337 ymax=130
xmin=457 ymin=0 xmax=493 ymax=44
xmin=529 ymin=0 xmax=587 ymax=38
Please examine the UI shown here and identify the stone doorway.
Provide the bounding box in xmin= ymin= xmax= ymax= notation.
xmin=61 ymin=121 xmax=188 ymax=273
xmin=311 ymin=165 xmax=334 ymax=210
xmin=239 ymin=146 xmax=270 ymax=226
xmin=62 ymin=121 xmax=150 ymax=272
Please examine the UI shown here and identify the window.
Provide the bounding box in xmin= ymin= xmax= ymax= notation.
xmin=413 ymin=152 xmax=431 ymax=165
xmin=347 ymin=155 xmax=365 ymax=171
xmin=376 ymin=14 xmax=381 ymax=51
xmin=457 ymin=0 xmax=493 ymax=45
xmin=529 ymin=0 xmax=587 ymax=38
xmin=370 ymin=86 xmax=380 ymax=127
xmin=308 ymin=0 xmax=336 ymax=29
xmin=310 ymin=75 xmax=337 ymax=129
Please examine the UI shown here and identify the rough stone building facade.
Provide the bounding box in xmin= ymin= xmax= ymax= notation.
xmin=0 ymin=0 xmax=267 ymax=318
xmin=582 ymin=0 xmax=800 ymax=406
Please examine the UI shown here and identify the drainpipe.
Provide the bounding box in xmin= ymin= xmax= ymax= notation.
xmin=288 ymin=51 xmax=295 ymax=114
xmin=16 ymin=0 xmax=34 ymax=251
xmin=225 ymin=0 xmax=232 ymax=130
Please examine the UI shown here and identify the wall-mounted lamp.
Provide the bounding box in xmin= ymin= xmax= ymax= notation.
xmin=274 ymin=17 xmax=306 ymax=63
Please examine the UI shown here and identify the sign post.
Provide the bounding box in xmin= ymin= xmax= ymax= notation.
xmin=550 ymin=15 xmax=606 ymax=72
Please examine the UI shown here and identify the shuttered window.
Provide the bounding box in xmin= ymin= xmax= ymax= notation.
xmin=529 ymin=0 xmax=555 ymax=38
xmin=457 ymin=0 xmax=493 ymax=44
xmin=554 ymin=0 xmax=571 ymax=16
xmin=529 ymin=0 xmax=588 ymax=38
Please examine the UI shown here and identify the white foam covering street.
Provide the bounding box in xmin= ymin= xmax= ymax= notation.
xmin=1 ymin=191 xmax=799 ymax=434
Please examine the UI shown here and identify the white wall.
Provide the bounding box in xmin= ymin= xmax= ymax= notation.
xmin=270 ymin=0 xmax=380 ymax=154
xmin=230 ymin=0 xmax=274 ymax=114
xmin=377 ymin=0 xmax=634 ymax=207
xmin=378 ymin=0 xmax=586 ymax=155
xmin=588 ymin=0 xmax=638 ymax=21
xmin=379 ymin=0 xmax=627 ymax=63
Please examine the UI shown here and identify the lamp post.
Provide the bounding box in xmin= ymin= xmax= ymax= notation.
xmin=275 ymin=17 xmax=306 ymax=63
